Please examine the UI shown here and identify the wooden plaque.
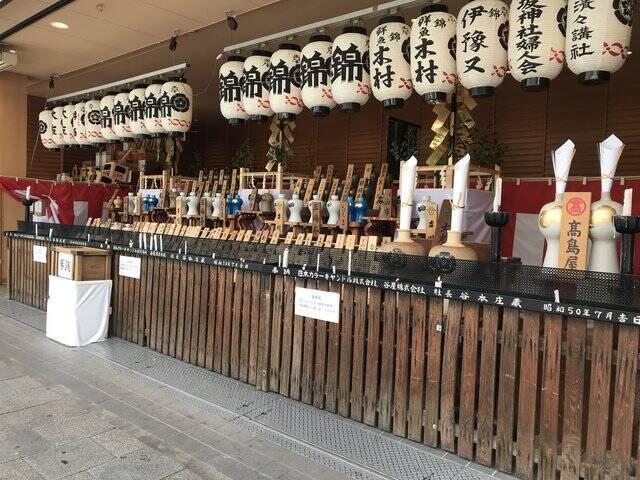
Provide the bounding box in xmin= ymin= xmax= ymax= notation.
xmin=339 ymin=202 xmax=349 ymax=231
xmin=334 ymin=234 xmax=345 ymax=249
xmin=558 ymin=192 xmax=592 ymax=270
xmin=357 ymin=235 xmax=368 ymax=251
xmin=367 ymin=236 xmax=378 ymax=251
xmin=324 ymin=234 xmax=334 ymax=248
xmin=284 ymin=231 xmax=295 ymax=245
xmin=259 ymin=229 xmax=270 ymax=243
xmin=275 ymin=201 xmax=285 ymax=231
xmin=295 ymin=233 xmax=305 ymax=246
xmin=303 ymin=178 xmax=315 ymax=207
xmin=424 ymin=200 xmax=438 ymax=239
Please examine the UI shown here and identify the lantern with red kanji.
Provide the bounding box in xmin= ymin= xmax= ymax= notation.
xmin=73 ymin=101 xmax=90 ymax=146
xmin=128 ymin=85 xmax=148 ymax=136
xmin=566 ymin=0 xmax=633 ymax=85
xmin=331 ymin=26 xmax=371 ymax=112
xmin=269 ymin=44 xmax=304 ymax=120
xmin=100 ymin=93 xmax=119 ymax=141
xmin=242 ymin=51 xmax=273 ymax=122
xmin=410 ymin=4 xmax=457 ymax=103
xmin=113 ymin=91 xmax=134 ymax=139
xmin=51 ymin=105 xmax=66 ymax=146
xmin=457 ymin=0 xmax=509 ymax=98
xmin=144 ymin=83 xmax=167 ymax=135
xmin=160 ymin=78 xmax=193 ymax=134
xmin=370 ymin=16 xmax=413 ymax=108
xmin=508 ymin=0 xmax=566 ymax=91
xmin=220 ymin=56 xmax=249 ymax=125
xmin=38 ymin=107 xmax=58 ymax=149
xmin=301 ymin=35 xmax=336 ymax=117
xmin=63 ymin=103 xmax=77 ymax=145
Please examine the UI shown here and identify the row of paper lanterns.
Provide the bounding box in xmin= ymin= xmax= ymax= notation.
xmin=39 ymin=78 xmax=193 ymax=150
xmin=220 ymin=0 xmax=633 ymax=123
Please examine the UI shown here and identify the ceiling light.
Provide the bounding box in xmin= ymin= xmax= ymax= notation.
xmin=8 ymin=49 xmax=15 ymax=53
xmin=50 ymin=21 xmax=69 ymax=29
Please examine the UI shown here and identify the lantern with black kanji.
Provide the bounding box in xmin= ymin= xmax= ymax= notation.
xmin=220 ymin=56 xmax=249 ymax=125
xmin=144 ymin=83 xmax=167 ymax=135
xmin=113 ymin=91 xmax=134 ymax=139
xmin=63 ymin=103 xmax=77 ymax=145
xmin=51 ymin=105 xmax=66 ymax=146
xmin=457 ymin=0 xmax=509 ymax=98
xmin=38 ymin=107 xmax=58 ymax=149
xmin=84 ymin=98 xmax=104 ymax=143
xmin=160 ymin=78 xmax=193 ymax=134
xmin=242 ymin=51 xmax=273 ymax=122
xmin=370 ymin=16 xmax=413 ymax=108
xmin=566 ymin=0 xmax=633 ymax=85
xmin=73 ymin=101 xmax=90 ymax=146
xmin=100 ymin=93 xmax=119 ymax=141
xmin=269 ymin=44 xmax=304 ymax=120
xmin=128 ymin=85 xmax=148 ymax=136
xmin=410 ymin=4 xmax=457 ymax=103
xmin=301 ymin=35 xmax=336 ymax=117
xmin=330 ymin=26 xmax=371 ymax=112
xmin=508 ymin=0 xmax=566 ymax=91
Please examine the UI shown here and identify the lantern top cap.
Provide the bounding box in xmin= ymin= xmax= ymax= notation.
xmin=278 ymin=43 xmax=300 ymax=51
xmin=342 ymin=25 xmax=367 ymax=35
xmin=251 ymin=49 xmax=272 ymax=57
xmin=134 ymin=83 xmax=148 ymax=89
xmin=166 ymin=76 xmax=187 ymax=82
xmin=378 ymin=15 xmax=405 ymax=25
xmin=227 ymin=55 xmax=246 ymax=62
xmin=309 ymin=34 xmax=331 ymax=43
xmin=421 ymin=4 xmax=448 ymax=14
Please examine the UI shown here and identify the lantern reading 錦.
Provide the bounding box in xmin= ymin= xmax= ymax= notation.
xmin=410 ymin=4 xmax=457 ymax=103
xmin=269 ymin=44 xmax=304 ymax=120
xmin=301 ymin=35 xmax=336 ymax=117
xmin=220 ymin=56 xmax=249 ymax=125
xmin=63 ymin=103 xmax=77 ymax=145
xmin=100 ymin=93 xmax=119 ymax=141
xmin=38 ymin=108 xmax=58 ymax=149
xmin=144 ymin=83 xmax=167 ymax=135
xmin=73 ymin=102 xmax=90 ymax=146
xmin=128 ymin=85 xmax=148 ymax=136
xmin=160 ymin=78 xmax=193 ymax=134
xmin=457 ymin=0 xmax=509 ymax=98
xmin=370 ymin=16 xmax=413 ymax=109
xmin=331 ymin=26 xmax=371 ymax=112
xmin=52 ymin=105 xmax=66 ymax=146
xmin=242 ymin=51 xmax=273 ymax=122
xmin=113 ymin=92 xmax=134 ymax=139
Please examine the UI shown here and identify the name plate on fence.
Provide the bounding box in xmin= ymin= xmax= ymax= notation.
xmin=57 ymin=253 xmax=74 ymax=279
xmin=119 ymin=256 xmax=141 ymax=279
xmin=33 ymin=245 xmax=47 ymax=264
xmin=294 ymin=287 xmax=340 ymax=323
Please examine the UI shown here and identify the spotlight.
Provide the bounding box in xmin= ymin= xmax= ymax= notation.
xmin=215 ymin=52 xmax=223 ymax=61
xmin=169 ymin=35 xmax=178 ymax=51
xmin=226 ymin=14 xmax=238 ymax=31
xmin=48 ymin=76 xmax=55 ymax=89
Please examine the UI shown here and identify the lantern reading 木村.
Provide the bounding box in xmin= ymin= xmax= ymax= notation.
xmin=128 ymin=85 xmax=149 ymax=136
xmin=113 ymin=92 xmax=134 ymax=139
xmin=331 ymin=26 xmax=371 ymax=112
xmin=51 ymin=105 xmax=66 ymax=147
xmin=85 ymin=99 xmax=104 ymax=143
xmin=144 ymin=83 xmax=167 ymax=135
xmin=73 ymin=102 xmax=90 ymax=146
xmin=566 ymin=0 xmax=633 ymax=85
xmin=242 ymin=51 xmax=273 ymax=122
xmin=457 ymin=0 xmax=509 ymax=98
xmin=160 ymin=78 xmax=193 ymax=134
xmin=269 ymin=44 xmax=304 ymax=120
xmin=508 ymin=0 xmax=566 ymax=91
xmin=63 ymin=103 xmax=77 ymax=145
xmin=38 ymin=108 xmax=58 ymax=149
xmin=100 ymin=93 xmax=119 ymax=141
xmin=410 ymin=4 xmax=457 ymax=103
xmin=220 ymin=56 xmax=249 ymax=125
xmin=370 ymin=16 xmax=413 ymax=109
xmin=301 ymin=35 xmax=336 ymax=117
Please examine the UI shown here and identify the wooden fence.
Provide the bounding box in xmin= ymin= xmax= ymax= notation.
xmin=8 ymin=237 xmax=640 ymax=479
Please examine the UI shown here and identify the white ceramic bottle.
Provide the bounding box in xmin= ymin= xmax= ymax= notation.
xmin=416 ymin=195 xmax=429 ymax=230
xmin=307 ymin=194 xmax=324 ymax=223
xmin=187 ymin=191 xmax=199 ymax=216
xmin=211 ymin=193 xmax=221 ymax=218
xmin=204 ymin=192 xmax=213 ymax=217
xmin=288 ymin=193 xmax=303 ymax=223
xmin=326 ymin=195 xmax=340 ymax=225
xmin=179 ymin=192 xmax=188 ymax=215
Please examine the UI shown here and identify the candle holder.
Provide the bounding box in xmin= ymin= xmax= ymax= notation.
xmin=613 ymin=215 xmax=640 ymax=275
xmin=484 ymin=211 xmax=510 ymax=263
xmin=377 ymin=229 xmax=427 ymax=256
xmin=22 ymin=198 xmax=35 ymax=224
xmin=428 ymin=230 xmax=478 ymax=262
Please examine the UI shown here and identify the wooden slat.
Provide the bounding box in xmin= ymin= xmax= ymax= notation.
xmin=239 ymin=270 xmax=252 ymax=381
xmin=378 ymin=290 xmax=396 ymax=432
xmin=248 ymin=271 xmax=261 ymax=385
xmin=191 ymin=263 xmax=204 ymax=366
xmin=407 ymin=295 xmax=427 ymax=441
xmin=269 ymin=275 xmax=285 ymax=391
xmin=213 ymin=267 xmax=226 ymax=372
xmin=162 ymin=260 xmax=174 ymax=355
xmin=205 ymin=266 xmax=218 ymax=371
xmin=363 ymin=288 xmax=382 ymax=426
xmin=182 ymin=262 xmax=195 ymax=362
xmin=313 ymin=280 xmax=329 ymax=409
xmin=392 ymin=292 xmax=411 ymax=437
xmin=221 ymin=267 xmax=235 ymax=375
xmin=290 ymin=278 xmax=306 ymax=400
xmin=350 ymin=286 xmax=367 ymax=422
xmin=338 ymin=284 xmax=354 ymax=417
xmin=424 ymin=297 xmax=444 ymax=447
xmin=175 ymin=261 xmax=188 ymax=359
xmin=439 ymin=300 xmax=462 ymax=452
xmin=257 ymin=272 xmax=273 ymax=391
xmin=279 ymin=277 xmax=295 ymax=397
xmin=324 ymin=281 xmax=341 ymax=413
xmin=457 ymin=302 xmax=479 ymax=459
xmin=230 ymin=269 xmax=243 ymax=378
xmin=169 ymin=260 xmax=182 ymax=357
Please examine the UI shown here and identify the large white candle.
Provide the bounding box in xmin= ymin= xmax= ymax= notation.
xmin=552 ymin=140 xmax=576 ymax=195
xmin=451 ymin=155 xmax=471 ymax=233
xmin=492 ymin=177 xmax=502 ymax=213
xmin=25 ymin=186 xmax=31 ymax=200
xmin=399 ymin=156 xmax=418 ymax=231
xmin=598 ymin=134 xmax=625 ymax=193
xmin=623 ymin=188 xmax=633 ymax=216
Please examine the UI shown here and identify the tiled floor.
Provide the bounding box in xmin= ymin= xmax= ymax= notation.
xmin=0 ymin=291 xmax=517 ymax=480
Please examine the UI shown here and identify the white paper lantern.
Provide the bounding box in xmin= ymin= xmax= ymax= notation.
xmin=73 ymin=102 xmax=90 ymax=146
xmin=269 ymin=44 xmax=304 ymax=120
xmin=410 ymin=4 xmax=457 ymax=103
xmin=370 ymin=16 xmax=413 ymax=108
xmin=144 ymin=83 xmax=167 ymax=135
xmin=113 ymin=92 xmax=134 ymax=138
xmin=242 ymin=50 xmax=273 ymax=122
xmin=330 ymin=26 xmax=371 ymax=112
xmin=566 ymin=0 xmax=633 ymax=85
xmin=160 ymin=78 xmax=193 ymax=134
xmin=128 ymin=85 xmax=148 ymax=136
xmin=457 ymin=0 xmax=509 ymax=98
xmin=508 ymin=0 xmax=566 ymax=91
xmin=100 ymin=94 xmax=119 ymax=141
xmin=62 ymin=103 xmax=77 ymax=145
xmin=220 ymin=56 xmax=249 ymax=125
xmin=301 ymin=35 xmax=336 ymax=117
xmin=84 ymin=98 xmax=104 ymax=143
xmin=38 ymin=108 xmax=58 ymax=149
xmin=51 ymin=105 xmax=66 ymax=146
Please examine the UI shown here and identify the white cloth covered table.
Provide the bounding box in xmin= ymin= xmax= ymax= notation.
xmin=46 ymin=275 xmax=112 ymax=346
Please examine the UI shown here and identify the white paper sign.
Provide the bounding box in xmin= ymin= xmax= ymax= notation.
xmin=57 ymin=253 xmax=74 ymax=279
xmin=33 ymin=245 xmax=47 ymax=264
xmin=294 ymin=286 xmax=340 ymax=323
xmin=119 ymin=256 xmax=141 ymax=279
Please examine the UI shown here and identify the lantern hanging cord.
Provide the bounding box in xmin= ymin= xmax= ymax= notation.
xmin=193 ymin=62 xmax=217 ymax=97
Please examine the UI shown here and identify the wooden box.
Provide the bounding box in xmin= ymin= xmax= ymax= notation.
xmin=99 ymin=162 xmax=131 ymax=184
xmin=52 ymin=247 xmax=112 ymax=281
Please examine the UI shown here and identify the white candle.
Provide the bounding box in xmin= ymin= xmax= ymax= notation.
xmin=492 ymin=177 xmax=502 ymax=213
xmin=623 ymin=188 xmax=633 ymax=216
xmin=451 ymin=155 xmax=471 ymax=232
xmin=283 ymin=248 xmax=289 ymax=268
xmin=160 ymin=235 xmax=163 ymax=251
xmin=35 ymin=224 xmax=38 ymax=237
xmin=184 ymin=240 xmax=188 ymax=256
xmin=139 ymin=233 xmax=142 ymax=248
xmin=25 ymin=186 xmax=31 ymax=201
xmin=49 ymin=228 xmax=52 ymax=238
xmin=399 ymin=156 xmax=418 ymax=231
xmin=347 ymin=250 xmax=352 ymax=276
xmin=143 ymin=234 xmax=147 ymax=250
xmin=316 ymin=253 xmax=320 ymax=272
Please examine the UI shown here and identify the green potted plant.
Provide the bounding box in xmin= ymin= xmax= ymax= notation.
xmin=266 ymin=142 xmax=294 ymax=171
xmin=469 ymin=127 xmax=507 ymax=168
xmin=232 ymin=140 xmax=255 ymax=169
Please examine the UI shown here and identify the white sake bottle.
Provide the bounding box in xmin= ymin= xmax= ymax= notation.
xmin=187 ymin=191 xmax=199 ymax=217
xmin=204 ymin=192 xmax=213 ymax=217
xmin=307 ymin=194 xmax=324 ymax=223
xmin=288 ymin=193 xmax=303 ymax=223
xmin=326 ymin=195 xmax=340 ymax=225
xmin=416 ymin=195 xmax=429 ymax=230
xmin=211 ymin=193 xmax=221 ymax=218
